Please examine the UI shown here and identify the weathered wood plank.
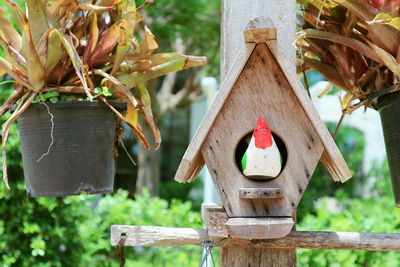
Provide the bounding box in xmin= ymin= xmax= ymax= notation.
xmin=221 ymin=1 xmax=296 ymax=78
xmin=225 ymin=217 xmax=294 ymax=239
xmin=111 ymin=225 xmax=400 ymax=251
xmin=221 ymin=2 xmax=295 ymax=264
xmin=265 ymin=39 xmax=351 ymax=182
xmin=174 ymin=43 xmax=255 ymax=183
xmin=201 ymin=43 xmax=324 ymax=217
xmin=239 ymin=188 xmax=284 ymax=199
xmin=221 ymin=247 xmax=296 ymax=267
xmin=201 ymin=203 xmax=229 ymax=237
xmin=244 ymin=17 xmax=277 ymax=43
xmin=111 ymin=225 xmax=207 ymax=247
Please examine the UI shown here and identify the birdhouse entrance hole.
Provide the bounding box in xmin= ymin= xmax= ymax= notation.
xmin=235 ymin=131 xmax=287 ymax=179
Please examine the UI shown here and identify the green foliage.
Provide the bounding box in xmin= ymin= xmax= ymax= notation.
xmin=79 ymin=189 xmax=203 ymax=266
xmin=0 ymin=79 xmax=88 ymax=266
xmin=298 ymin=124 xmax=365 ymax=222
xmin=0 ymin=181 xmax=88 ymax=267
xmin=0 ymin=76 xmax=204 ymax=266
xmin=1 ymin=182 xmax=204 ymax=266
xmin=93 ymin=87 xmax=112 ymax=98
xmin=145 ymin=0 xmax=220 ymax=76
xmin=298 ymin=161 xmax=400 ymax=266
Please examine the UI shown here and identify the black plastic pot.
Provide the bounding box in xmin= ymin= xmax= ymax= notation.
xmin=16 ymin=101 xmax=122 ymax=197
xmin=377 ymin=91 xmax=400 ymax=207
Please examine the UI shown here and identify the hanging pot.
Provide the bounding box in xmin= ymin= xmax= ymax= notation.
xmin=377 ymin=91 xmax=400 ymax=207
xmin=16 ymin=100 xmax=123 ymax=197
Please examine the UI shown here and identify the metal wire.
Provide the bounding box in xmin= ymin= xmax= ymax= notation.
xmin=198 ymin=229 xmax=230 ymax=267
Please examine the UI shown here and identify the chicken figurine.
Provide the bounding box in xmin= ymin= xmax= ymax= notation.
xmin=241 ymin=116 xmax=282 ymax=179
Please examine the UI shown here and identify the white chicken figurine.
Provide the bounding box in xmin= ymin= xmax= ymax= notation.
xmin=241 ymin=116 xmax=282 ymax=178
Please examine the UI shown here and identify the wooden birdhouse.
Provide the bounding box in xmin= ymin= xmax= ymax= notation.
xmin=174 ymin=17 xmax=352 ymax=239
xmin=111 ymin=17 xmax=399 ymax=267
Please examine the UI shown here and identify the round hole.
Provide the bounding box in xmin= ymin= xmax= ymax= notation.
xmin=234 ymin=131 xmax=287 ymax=180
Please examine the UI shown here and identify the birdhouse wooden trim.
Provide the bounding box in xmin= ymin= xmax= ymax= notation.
xmin=174 ymin=42 xmax=256 ymax=184
xmin=225 ymin=217 xmax=295 ymax=240
xmin=175 ymin=19 xmax=351 ymax=184
xmin=244 ymin=17 xmax=277 ymax=43
xmin=264 ymin=39 xmax=351 ymax=182
xmin=200 ymin=203 xmax=295 ymax=239
xmin=239 ymin=187 xmax=285 ymax=199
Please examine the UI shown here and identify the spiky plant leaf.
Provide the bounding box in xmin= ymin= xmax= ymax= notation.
xmin=373 ymin=13 xmax=400 ymax=31
xmin=43 ymin=29 xmax=64 ymax=71
xmin=305 ymin=29 xmax=383 ymax=63
xmin=298 ymin=0 xmax=400 ymax=113
xmin=83 ymin=13 xmax=99 ymax=64
xmin=368 ymin=40 xmax=400 ymax=76
xmin=110 ymin=0 xmax=136 ymax=75
xmin=0 ymin=0 xmax=208 ymax=186
xmin=0 ymin=56 xmax=31 ymax=88
xmin=3 ymin=0 xmax=23 ymax=33
xmin=139 ymin=25 xmax=158 ymax=55
xmin=0 ymin=36 xmax=27 ymax=72
xmin=126 ymin=103 xmax=138 ymax=128
xmin=13 ymin=0 xmax=46 ymax=91
xmin=90 ymin=19 xmax=128 ymax=66
xmin=136 ymin=82 xmax=160 ymax=150
xmin=26 ymin=0 xmax=49 ymax=46
xmin=341 ymin=92 xmax=354 ymax=109
xmin=117 ymin=55 xmax=207 ymax=88
xmin=0 ymin=6 xmax=22 ymax=52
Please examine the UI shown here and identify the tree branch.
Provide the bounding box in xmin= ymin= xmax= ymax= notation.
xmin=156 ymin=71 xmax=201 ymax=120
xmin=157 ymin=36 xmax=186 ymax=101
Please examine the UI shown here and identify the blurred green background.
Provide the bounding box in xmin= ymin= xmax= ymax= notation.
xmin=0 ymin=0 xmax=399 ymax=266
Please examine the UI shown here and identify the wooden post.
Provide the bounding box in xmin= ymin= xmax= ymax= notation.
xmin=221 ymin=1 xmax=296 ymax=266
xmin=221 ymin=0 xmax=296 ymax=78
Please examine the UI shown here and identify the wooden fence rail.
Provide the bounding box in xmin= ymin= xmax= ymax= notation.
xmin=111 ymin=225 xmax=400 ymax=251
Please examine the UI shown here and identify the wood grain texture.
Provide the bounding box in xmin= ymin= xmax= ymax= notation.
xmin=221 ymin=4 xmax=295 ymax=265
xmin=244 ymin=28 xmax=277 ymax=43
xmin=174 ymin=43 xmax=255 ymax=183
xmin=246 ymin=16 xmax=276 ymax=30
xmin=220 ymin=247 xmax=296 ymax=267
xmin=221 ymin=1 xmax=296 ymax=79
xmin=266 ymin=39 xmax=352 ymax=182
xmin=110 ymin=225 xmax=207 ymax=247
xmin=245 ymin=16 xmax=277 ymax=43
xmin=225 ymin=217 xmax=294 ymax=239
xmin=111 ymin=225 xmax=400 ymax=251
xmin=239 ymin=188 xmax=284 ymax=199
xmin=201 ymin=203 xmax=229 ymax=237
xmin=202 ymin=44 xmax=324 ymax=217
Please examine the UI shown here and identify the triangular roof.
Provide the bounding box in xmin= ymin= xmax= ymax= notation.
xmin=175 ymin=19 xmax=351 ymax=184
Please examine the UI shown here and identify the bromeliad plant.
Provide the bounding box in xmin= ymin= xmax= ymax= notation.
xmin=297 ymin=0 xmax=400 ymax=206
xmin=0 ymin=0 xmax=206 ymax=189
xmin=297 ymin=0 xmax=400 ymax=112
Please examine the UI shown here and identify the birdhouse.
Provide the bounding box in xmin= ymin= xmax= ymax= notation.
xmin=174 ymin=17 xmax=352 ymax=239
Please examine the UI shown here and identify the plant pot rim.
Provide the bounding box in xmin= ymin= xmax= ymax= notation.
xmin=11 ymin=100 xmax=126 ymax=112
xmin=376 ymin=90 xmax=400 ymax=112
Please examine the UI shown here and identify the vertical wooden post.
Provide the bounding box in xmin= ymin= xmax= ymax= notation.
xmin=221 ymin=0 xmax=296 ymax=78
xmin=220 ymin=1 xmax=297 ymax=266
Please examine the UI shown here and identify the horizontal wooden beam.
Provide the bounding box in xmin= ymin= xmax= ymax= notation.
xmin=111 ymin=225 xmax=400 ymax=251
xmin=239 ymin=188 xmax=284 ymax=199
xmin=225 ymin=217 xmax=294 ymax=239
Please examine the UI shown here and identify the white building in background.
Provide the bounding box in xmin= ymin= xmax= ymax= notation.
xmin=190 ymin=77 xmax=220 ymax=205
xmin=191 ymin=79 xmax=387 ymax=204
xmin=310 ymin=81 xmax=386 ymax=173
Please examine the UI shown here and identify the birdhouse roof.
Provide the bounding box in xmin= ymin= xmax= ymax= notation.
xmin=174 ymin=21 xmax=351 ymax=185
